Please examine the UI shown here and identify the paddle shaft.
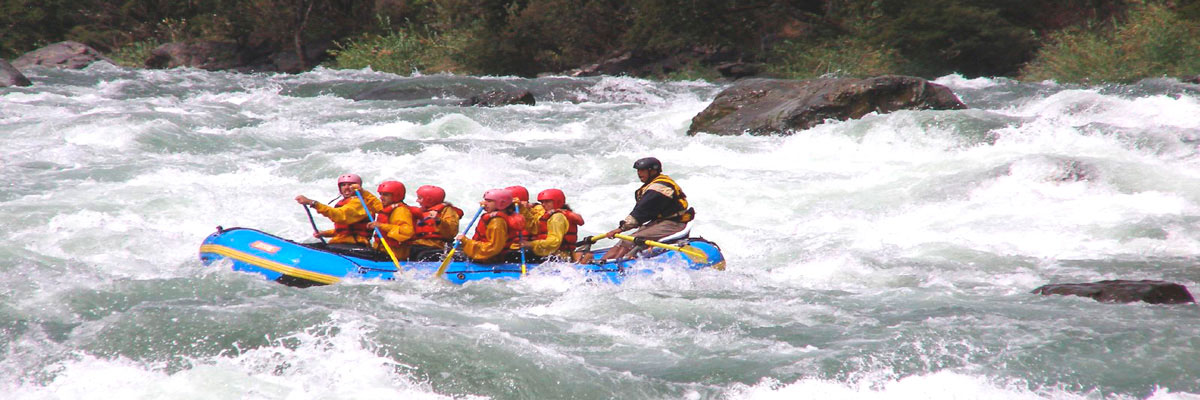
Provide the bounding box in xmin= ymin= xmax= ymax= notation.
xmin=302 ymin=204 xmax=327 ymax=245
xmin=588 ymin=233 xmax=709 ymax=263
xmin=434 ymin=207 xmax=485 ymax=279
xmin=355 ymin=190 xmax=402 ymax=271
xmin=516 ymin=202 xmax=527 ymax=275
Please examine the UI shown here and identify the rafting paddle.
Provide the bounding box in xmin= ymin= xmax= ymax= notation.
xmin=434 ymin=206 xmax=485 ymax=280
xmin=586 ymin=233 xmax=710 ymax=264
xmin=515 ymin=201 xmax=528 ymax=275
xmin=355 ymin=189 xmax=403 ymax=271
xmin=302 ymin=203 xmax=327 ymax=245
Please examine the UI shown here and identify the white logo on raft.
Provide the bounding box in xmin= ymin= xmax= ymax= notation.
xmin=250 ymin=241 xmax=281 ymax=254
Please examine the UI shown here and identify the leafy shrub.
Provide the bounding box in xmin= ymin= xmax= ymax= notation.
xmin=1021 ymin=2 xmax=1200 ymax=83
xmin=765 ymin=36 xmax=903 ymax=79
xmin=109 ymin=39 xmax=162 ymax=67
xmin=326 ymin=18 xmax=466 ymax=75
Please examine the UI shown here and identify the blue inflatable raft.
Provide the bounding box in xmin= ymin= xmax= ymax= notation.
xmin=198 ymin=227 xmax=725 ymax=286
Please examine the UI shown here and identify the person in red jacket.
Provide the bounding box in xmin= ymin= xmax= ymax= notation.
xmin=366 ymin=180 xmax=414 ymax=259
xmin=408 ymin=185 xmax=464 ymax=261
xmin=457 ymin=189 xmax=524 ymax=263
xmin=520 ymin=188 xmax=585 ymax=261
xmin=295 ymin=173 xmax=381 ymax=248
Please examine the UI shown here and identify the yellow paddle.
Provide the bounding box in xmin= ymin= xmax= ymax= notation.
xmin=356 ymin=190 xmax=402 ymax=271
xmin=434 ymin=207 xmax=485 ymax=280
xmin=587 ymin=233 xmax=709 ymax=264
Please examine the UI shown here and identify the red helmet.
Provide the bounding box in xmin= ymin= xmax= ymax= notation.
xmin=337 ymin=173 xmax=362 ymax=185
xmin=537 ymin=188 xmax=566 ymax=208
xmin=377 ymin=180 xmax=406 ymax=200
xmin=505 ymin=186 xmax=529 ymax=202
xmin=416 ymin=185 xmax=445 ymax=208
xmin=484 ymin=189 xmax=513 ymax=210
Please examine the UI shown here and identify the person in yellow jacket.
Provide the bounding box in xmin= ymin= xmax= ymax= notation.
xmin=294 ymin=173 xmax=382 ymax=247
xmin=520 ymin=188 xmax=585 ymax=261
xmin=457 ymin=189 xmax=523 ymax=263
xmin=409 ymin=185 xmax=464 ymax=261
xmin=366 ymin=180 xmax=414 ymax=259
xmin=505 ymin=185 xmax=541 ymax=236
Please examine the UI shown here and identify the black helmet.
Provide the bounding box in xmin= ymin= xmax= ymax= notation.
xmin=632 ymin=157 xmax=662 ymax=171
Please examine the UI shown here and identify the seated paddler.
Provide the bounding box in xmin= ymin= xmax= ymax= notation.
xmin=408 ymin=185 xmax=464 ymax=261
xmin=366 ymin=180 xmax=414 ymax=259
xmin=294 ymin=173 xmax=382 ymax=248
xmin=600 ymin=157 xmax=695 ymax=261
xmin=520 ymin=188 xmax=585 ymax=262
xmin=456 ymin=189 xmax=525 ymax=263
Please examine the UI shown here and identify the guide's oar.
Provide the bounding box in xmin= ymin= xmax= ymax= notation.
xmin=585 ymin=233 xmax=709 ymax=264
xmin=434 ymin=207 xmax=485 ymax=280
xmin=302 ymin=203 xmax=326 ymax=245
xmin=516 ymin=202 xmax=528 ymax=275
xmin=355 ymin=190 xmax=402 ymax=271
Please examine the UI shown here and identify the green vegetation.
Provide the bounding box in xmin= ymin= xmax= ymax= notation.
xmin=325 ymin=18 xmax=465 ymax=74
xmin=1021 ymin=2 xmax=1200 ymax=83
xmin=767 ymin=37 xmax=902 ymax=79
xmin=109 ymin=39 xmax=162 ymax=68
xmin=4 ymin=0 xmax=1198 ymax=83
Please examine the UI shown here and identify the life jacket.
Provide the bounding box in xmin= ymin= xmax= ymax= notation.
xmin=473 ymin=210 xmax=525 ymax=250
xmin=533 ymin=207 xmax=584 ymax=252
xmin=634 ymin=173 xmax=695 ymax=223
xmin=374 ymin=202 xmax=410 ymax=249
xmin=410 ymin=203 xmax=464 ymax=241
xmin=333 ymin=197 xmax=374 ymax=244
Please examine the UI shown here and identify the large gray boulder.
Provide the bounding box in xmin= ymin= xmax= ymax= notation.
xmin=12 ymin=41 xmax=115 ymax=69
xmin=1032 ymin=280 xmax=1195 ymax=304
xmin=688 ymin=75 xmax=967 ymax=136
xmin=146 ymin=41 xmax=242 ymax=71
xmin=1 ymin=59 xmax=32 ymax=87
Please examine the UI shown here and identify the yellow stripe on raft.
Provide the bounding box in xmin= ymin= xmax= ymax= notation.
xmin=199 ymin=244 xmax=341 ymax=285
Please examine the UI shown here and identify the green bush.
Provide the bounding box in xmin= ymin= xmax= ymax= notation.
xmin=326 ymin=19 xmax=466 ymax=75
xmin=1021 ymin=2 xmax=1200 ymax=83
xmin=765 ymin=37 xmax=903 ymax=79
xmin=109 ymin=39 xmax=162 ymax=67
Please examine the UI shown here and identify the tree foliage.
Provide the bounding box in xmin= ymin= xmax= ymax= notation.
xmin=1021 ymin=2 xmax=1200 ymax=83
xmin=4 ymin=0 xmax=1198 ymax=82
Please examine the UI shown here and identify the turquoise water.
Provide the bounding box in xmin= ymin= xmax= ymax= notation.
xmin=3 ymin=64 xmax=1200 ymax=399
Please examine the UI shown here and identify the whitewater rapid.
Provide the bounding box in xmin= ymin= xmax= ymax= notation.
xmin=2 ymin=63 xmax=1200 ymax=399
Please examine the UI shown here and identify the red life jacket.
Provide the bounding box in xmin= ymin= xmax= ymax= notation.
xmin=534 ymin=208 xmax=584 ymax=252
xmin=374 ymin=202 xmax=411 ymax=249
xmin=410 ymin=203 xmax=464 ymax=241
xmin=473 ymin=210 xmax=524 ymax=250
xmin=333 ymin=197 xmax=373 ymax=244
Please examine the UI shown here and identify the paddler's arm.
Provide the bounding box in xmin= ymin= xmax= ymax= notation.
xmin=459 ymin=218 xmax=508 ymax=260
xmin=438 ymin=207 xmax=461 ymax=239
xmin=525 ymin=212 xmax=567 ymax=257
xmin=383 ymin=207 xmax=415 ymax=243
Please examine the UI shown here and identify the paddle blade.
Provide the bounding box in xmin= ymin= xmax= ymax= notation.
xmin=676 ymin=245 xmax=710 ymax=265
xmin=433 ymin=248 xmax=456 ymax=279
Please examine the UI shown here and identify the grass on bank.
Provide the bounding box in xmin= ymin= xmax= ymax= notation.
xmin=1021 ymin=2 xmax=1200 ymax=83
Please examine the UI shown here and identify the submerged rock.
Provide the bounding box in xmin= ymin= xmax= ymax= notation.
xmin=687 ymin=75 xmax=966 ymax=136
xmin=12 ymin=41 xmax=115 ymax=69
xmin=459 ymin=90 xmax=536 ymax=107
xmin=1032 ymin=280 xmax=1195 ymax=304
xmin=1 ymin=59 xmax=32 ymax=87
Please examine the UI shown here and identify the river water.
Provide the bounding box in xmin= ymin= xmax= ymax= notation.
xmin=3 ymin=63 xmax=1200 ymax=399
